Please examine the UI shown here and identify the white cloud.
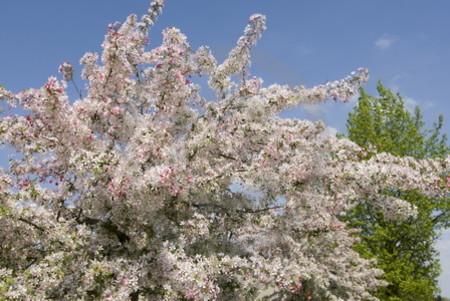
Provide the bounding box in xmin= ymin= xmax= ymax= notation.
xmin=375 ymin=34 xmax=398 ymax=50
xmin=301 ymin=104 xmax=325 ymax=120
xmin=388 ymin=74 xmax=434 ymax=111
xmin=297 ymin=44 xmax=312 ymax=55
xmin=389 ymin=74 xmax=402 ymax=92
xmin=404 ymin=96 xmax=419 ymax=111
xmin=424 ymin=100 xmax=435 ymax=109
xmin=402 ymin=96 xmax=434 ymax=112
xmin=324 ymin=126 xmax=338 ymax=136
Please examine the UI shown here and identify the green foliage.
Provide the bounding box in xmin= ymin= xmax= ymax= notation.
xmin=344 ymin=81 xmax=450 ymax=300
xmin=347 ymin=82 xmax=448 ymax=158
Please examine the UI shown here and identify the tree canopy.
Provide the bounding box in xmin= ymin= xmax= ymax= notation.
xmin=0 ymin=2 xmax=448 ymax=300
xmin=345 ymin=81 xmax=450 ymax=300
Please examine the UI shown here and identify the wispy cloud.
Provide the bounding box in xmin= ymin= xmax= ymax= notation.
xmin=389 ymin=74 xmax=402 ymax=92
xmin=297 ymin=44 xmax=312 ymax=55
xmin=392 ymin=90 xmax=435 ymax=113
xmin=424 ymin=100 xmax=435 ymax=109
xmin=404 ymin=96 xmax=419 ymax=111
xmin=403 ymin=96 xmax=434 ymax=112
xmin=301 ymin=104 xmax=325 ymax=120
xmin=375 ymin=34 xmax=398 ymax=50
xmin=324 ymin=126 xmax=338 ymax=136
xmin=388 ymin=74 xmax=435 ymax=111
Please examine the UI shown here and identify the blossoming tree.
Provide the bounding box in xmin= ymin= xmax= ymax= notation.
xmin=0 ymin=1 xmax=447 ymax=300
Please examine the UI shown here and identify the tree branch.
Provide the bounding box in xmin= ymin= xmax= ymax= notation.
xmin=77 ymin=213 xmax=130 ymax=243
xmin=18 ymin=217 xmax=45 ymax=232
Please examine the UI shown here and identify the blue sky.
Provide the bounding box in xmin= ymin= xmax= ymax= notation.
xmin=1 ymin=0 xmax=450 ymax=296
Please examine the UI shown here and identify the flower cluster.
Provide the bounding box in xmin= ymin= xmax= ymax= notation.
xmin=58 ymin=61 xmax=75 ymax=82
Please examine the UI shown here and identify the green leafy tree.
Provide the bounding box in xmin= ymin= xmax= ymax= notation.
xmin=344 ymin=81 xmax=450 ymax=300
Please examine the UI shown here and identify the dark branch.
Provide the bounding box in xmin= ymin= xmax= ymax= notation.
xmin=18 ymin=217 xmax=45 ymax=232
xmin=238 ymin=205 xmax=283 ymax=214
xmin=77 ymin=214 xmax=130 ymax=243
xmin=432 ymin=210 xmax=450 ymax=224
xmin=23 ymin=257 xmax=39 ymax=270
xmin=192 ymin=202 xmax=283 ymax=215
